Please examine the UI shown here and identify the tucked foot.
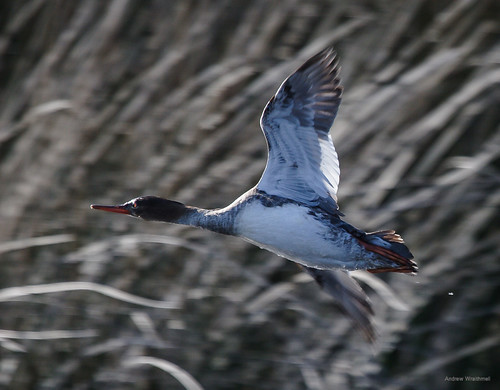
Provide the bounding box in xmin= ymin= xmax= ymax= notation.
xmin=357 ymin=230 xmax=418 ymax=274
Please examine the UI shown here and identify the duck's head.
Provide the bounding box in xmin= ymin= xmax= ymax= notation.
xmin=91 ymin=196 xmax=187 ymax=222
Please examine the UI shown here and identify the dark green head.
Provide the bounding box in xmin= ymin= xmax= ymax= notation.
xmin=91 ymin=196 xmax=188 ymax=222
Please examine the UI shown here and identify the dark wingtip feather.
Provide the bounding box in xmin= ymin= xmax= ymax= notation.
xmin=296 ymin=46 xmax=337 ymax=73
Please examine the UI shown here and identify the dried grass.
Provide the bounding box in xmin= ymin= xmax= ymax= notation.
xmin=0 ymin=0 xmax=498 ymax=389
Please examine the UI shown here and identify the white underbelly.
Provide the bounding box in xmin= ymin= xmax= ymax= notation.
xmin=235 ymin=202 xmax=353 ymax=269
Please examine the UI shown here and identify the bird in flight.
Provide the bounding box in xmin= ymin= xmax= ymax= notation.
xmin=92 ymin=47 xmax=417 ymax=340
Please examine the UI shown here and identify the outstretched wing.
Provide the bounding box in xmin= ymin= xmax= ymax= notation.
xmin=258 ymin=48 xmax=343 ymax=214
xmin=300 ymin=266 xmax=375 ymax=341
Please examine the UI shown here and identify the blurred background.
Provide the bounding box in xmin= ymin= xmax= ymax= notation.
xmin=0 ymin=0 xmax=499 ymax=389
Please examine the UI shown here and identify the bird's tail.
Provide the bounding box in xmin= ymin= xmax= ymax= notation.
xmin=357 ymin=230 xmax=417 ymax=274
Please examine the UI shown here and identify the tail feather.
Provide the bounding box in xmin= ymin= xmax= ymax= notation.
xmin=357 ymin=230 xmax=417 ymax=274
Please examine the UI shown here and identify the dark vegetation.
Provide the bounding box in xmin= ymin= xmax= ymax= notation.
xmin=0 ymin=1 xmax=499 ymax=389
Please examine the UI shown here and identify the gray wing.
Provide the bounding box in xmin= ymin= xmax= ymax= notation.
xmin=301 ymin=266 xmax=375 ymax=341
xmin=258 ymin=48 xmax=342 ymax=214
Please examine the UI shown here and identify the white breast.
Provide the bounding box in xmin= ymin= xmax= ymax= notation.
xmin=234 ymin=201 xmax=352 ymax=269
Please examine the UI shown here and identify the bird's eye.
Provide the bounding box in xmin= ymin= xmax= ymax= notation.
xmin=132 ymin=202 xmax=138 ymax=209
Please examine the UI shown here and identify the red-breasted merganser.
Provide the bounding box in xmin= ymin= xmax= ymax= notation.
xmin=92 ymin=48 xmax=417 ymax=339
